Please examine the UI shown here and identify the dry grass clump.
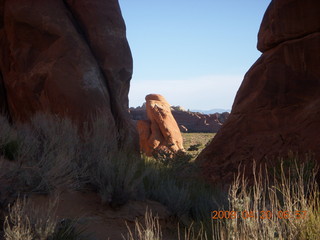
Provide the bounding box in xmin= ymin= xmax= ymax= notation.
xmin=3 ymin=196 xmax=85 ymax=240
xmin=223 ymin=160 xmax=319 ymax=239
xmin=123 ymin=208 xmax=162 ymax=240
xmin=4 ymin=197 xmax=57 ymax=240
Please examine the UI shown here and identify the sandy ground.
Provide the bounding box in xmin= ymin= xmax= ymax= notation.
xmin=29 ymin=190 xmax=176 ymax=240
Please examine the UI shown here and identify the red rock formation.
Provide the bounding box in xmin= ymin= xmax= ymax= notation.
xmin=130 ymin=107 xmax=229 ymax=133
xmin=172 ymin=111 xmax=229 ymax=133
xmin=196 ymin=0 xmax=320 ymax=183
xmin=136 ymin=94 xmax=184 ymax=156
xmin=0 ymin=0 xmax=135 ymax=150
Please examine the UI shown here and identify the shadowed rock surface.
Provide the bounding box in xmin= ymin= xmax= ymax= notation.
xmin=136 ymin=94 xmax=184 ymax=156
xmin=196 ymin=0 xmax=320 ymax=183
xmin=0 ymin=0 xmax=136 ymax=150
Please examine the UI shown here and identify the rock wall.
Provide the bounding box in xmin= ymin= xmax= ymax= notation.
xmin=0 ymin=0 xmax=136 ymax=150
xmin=196 ymin=0 xmax=320 ymax=183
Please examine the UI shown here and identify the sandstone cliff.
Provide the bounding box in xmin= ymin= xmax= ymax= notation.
xmin=196 ymin=0 xmax=320 ymax=183
xmin=0 ymin=0 xmax=136 ymax=150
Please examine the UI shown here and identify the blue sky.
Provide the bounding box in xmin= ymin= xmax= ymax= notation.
xmin=119 ymin=0 xmax=271 ymax=110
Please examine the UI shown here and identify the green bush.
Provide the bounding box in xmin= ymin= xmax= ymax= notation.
xmin=187 ymin=144 xmax=202 ymax=151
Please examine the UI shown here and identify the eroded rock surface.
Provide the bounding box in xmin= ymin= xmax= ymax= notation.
xmin=196 ymin=0 xmax=320 ymax=183
xmin=136 ymin=94 xmax=184 ymax=156
xmin=0 ymin=0 xmax=135 ymax=150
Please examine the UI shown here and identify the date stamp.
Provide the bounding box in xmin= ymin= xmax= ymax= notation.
xmin=211 ymin=210 xmax=307 ymax=220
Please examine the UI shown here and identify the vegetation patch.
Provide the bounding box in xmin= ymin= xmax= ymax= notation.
xmin=182 ymin=133 xmax=215 ymax=158
xmin=0 ymin=114 xmax=319 ymax=239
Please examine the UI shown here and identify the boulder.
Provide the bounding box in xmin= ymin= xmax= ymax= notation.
xmin=196 ymin=0 xmax=320 ymax=183
xmin=179 ymin=125 xmax=188 ymax=133
xmin=0 ymin=0 xmax=136 ymax=151
xmin=136 ymin=94 xmax=184 ymax=156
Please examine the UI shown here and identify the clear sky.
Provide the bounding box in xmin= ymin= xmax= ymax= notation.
xmin=119 ymin=0 xmax=271 ymax=110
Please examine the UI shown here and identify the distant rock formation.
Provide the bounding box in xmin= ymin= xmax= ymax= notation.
xmin=172 ymin=110 xmax=229 ymax=133
xmin=136 ymin=94 xmax=184 ymax=156
xmin=196 ymin=0 xmax=320 ymax=183
xmin=130 ymin=106 xmax=229 ymax=133
xmin=0 ymin=0 xmax=136 ymax=151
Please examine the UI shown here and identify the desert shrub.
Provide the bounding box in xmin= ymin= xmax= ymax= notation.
xmin=4 ymin=197 xmax=57 ymax=240
xmin=74 ymin=114 xmax=148 ymax=208
xmin=152 ymin=150 xmax=194 ymax=176
xmin=0 ymin=113 xmax=148 ymax=207
xmin=91 ymin=152 xmax=147 ymax=208
xmin=145 ymin=173 xmax=192 ymax=218
xmin=141 ymin=150 xmax=221 ymax=221
xmin=268 ymin=151 xmax=318 ymax=185
xmin=143 ymin=158 xmax=225 ymax=222
xmin=182 ymin=133 xmax=215 ymax=155
xmin=216 ymin=160 xmax=320 ymax=240
xmin=187 ymin=144 xmax=202 ymax=152
xmin=3 ymin=196 xmax=86 ymax=240
xmin=0 ymin=114 xmax=80 ymax=194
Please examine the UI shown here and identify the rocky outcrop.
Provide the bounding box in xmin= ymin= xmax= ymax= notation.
xmin=136 ymin=94 xmax=184 ymax=156
xmin=0 ymin=0 xmax=135 ymax=150
xmin=130 ymin=107 xmax=229 ymax=133
xmin=196 ymin=0 xmax=320 ymax=183
xmin=173 ymin=111 xmax=229 ymax=133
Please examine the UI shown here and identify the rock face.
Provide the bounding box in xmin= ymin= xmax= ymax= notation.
xmin=196 ymin=0 xmax=320 ymax=183
xmin=173 ymin=111 xmax=229 ymax=133
xmin=130 ymin=107 xmax=229 ymax=133
xmin=136 ymin=94 xmax=184 ymax=156
xmin=0 ymin=0 xmax=135 ymax=150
